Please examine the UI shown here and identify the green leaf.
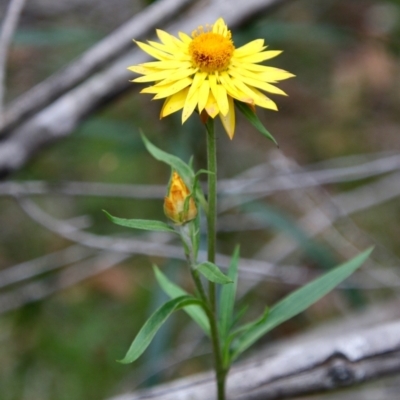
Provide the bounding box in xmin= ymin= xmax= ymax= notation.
xmin=231 ymin=247 xmax=373 ymax=360
xmin=230 ymin=307 xmax=269 ymax=340
xmin=119 ymin=295 xmax=204 ymax=364
xmin=141 ymin=133 xmax=194 ymax=187
xmin=153 ymin=266 xmax=210 ymax=335
xmin=194 ymin=169 xmax=213 ymax=178
xmin=235 ymin=101 xmax=278 ymax=145
xmin=103 ymin=210 xmax=176 ymax=233
xmin=195 ymin=262 xmax=233 ymax=284
xmin=219 ymin=246 xmax=240 ymax=341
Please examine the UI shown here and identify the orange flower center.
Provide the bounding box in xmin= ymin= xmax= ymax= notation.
xmin=189 ymin=30 xmax=234 ymax=73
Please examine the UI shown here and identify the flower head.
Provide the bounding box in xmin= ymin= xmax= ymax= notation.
xmin=129 ymin=18 xmax=294 ymax=139
xmin=164 ymin=171 xmax=197 ymax=225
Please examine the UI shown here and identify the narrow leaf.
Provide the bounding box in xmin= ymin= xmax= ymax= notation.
xmin=219 ymin=246 xmax=240 ymax=340
xmin=194 ymin=169 xmax=213 ymax=178
xmin=119 ymin=295 xmax=204 ymax=364
xmin=230 ymin=307 xmax=269 ymax=340
xmin=153 ymin=266 xmax=210 ymax=335
xmin=235 ymin=101 xmax=278 ymax=145
xmin=232 ymin=247 xmax=373 ymax=360
xmin=103 ymin=210 xmax=176 ymax=233
xmin=195 ymin=262 xmax=233 ymax=284
xmin=141 ymin=133 xmax=194 ymax=187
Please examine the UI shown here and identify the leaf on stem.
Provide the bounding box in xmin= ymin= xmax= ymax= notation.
xmin=195 ymin=262 xmax=233 ymax=284
xmin=141 ymin=132 xmax=194 ymax=187
xmin=235 ymin=101 xmax=278 ymax=146
xmin=119 ymin=295 xmax=205 ymax=364
xmin=103 ymin=210 xmax=176 ymax=233
xmin=219 ymin=246 xmax=240 ymax=341
xmin=153 ymin=266 xmax=210 ymax=335
xmin=231 ymin=247 xmax=373 ymax=361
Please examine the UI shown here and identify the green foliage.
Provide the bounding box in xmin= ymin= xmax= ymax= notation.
xmin=141 ymin=133 xmax=194 ymax=188
xmin=103 ymin=210 xmax=176 ymax=233
xmin=219 ymin=246 xmax=240 ymax=342
xmin=230 ymin=247 xmax=373 ymax=361
xmin=195 ymin=262 xmax=233 ymax=284
xmin=153 ymin=266 xmax=210 ymax=335
xmin=119 ymin=295 xmax=205 ymax=364
xmin=5 ymin=3 xmax=395 ymax=397
xmin=235 ymin=101 xmax=278 ymax=145
xmin=141 ymin=133 xmax=208 ymax=212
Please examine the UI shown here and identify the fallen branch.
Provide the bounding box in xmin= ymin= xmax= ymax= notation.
xmin=108 ymin=320 xmax=400 ymax=400
xmin=1 ymin=152 xmax=400 ymax=198
xmin=0 ymin=0 xmax=27 ymax=125
xmin=0 ymin=0 xmax=196 ymax=131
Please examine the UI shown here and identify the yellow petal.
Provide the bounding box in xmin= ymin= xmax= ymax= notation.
xmin=208 ymin=74 xmax=220 ymax=111
xmin=157 ymin=67 xmax=197 ymax=85
xmin=234 ymin=39 xmax=265 ymax=57
xmin=128 ymin=65 xmax=158 ymax=75
xmin=215 ymin=84 xmax=229 ymax=116
xmin=229 ymin=77 xmax=259 ymax=103
xmin=187 ymin=71 xmax=207 ymax=100
xmin=228 ymin=69 xmax=288 ymax=96
xmin=147 ymin=40 xmax=173 ymax=54
xmin=205 ymin=91 xmax=219 ymax=118
xmin=212 ymin=18 xmax=228 ymax=35
xmin=152 ymin=77 xmax=192 ymax=99
xmin=231 ymin=62 xmax=295 ymax=81
xmin=179 ymin=31 xmax=192 ymax=44
xmin=182 ymin=88 xmax=199 ymax=123
xmin=258 ymin=69 xmax=295 ymax=82
xmin=135 ymin=41 xmax=172 ymax=61
xmin=133 ymin=69 xmax=175 ymax=83
xmin=156 ymin=29 xmax=186 ymax=50
xmin=198 ymin=80 xmax=210 ymax=112
xmin=246 ymin=86 xmax=278 ymax=110
xmin=236 ymin=50 xmax=283 ymax=63
xmin=147 ymin=40 xmax=190 ymax=61
xmin=160 ymin=88 xmax=188 ymax=118
xmin=140 ymin=85 xmax=161 ymax=94
xmin=219 ymin=72 xmax=253 ymax=103
xmin=219 ymin=96 xmax=235 ymax=139
xmin=139 ymin=60 xmax=192 ymax=70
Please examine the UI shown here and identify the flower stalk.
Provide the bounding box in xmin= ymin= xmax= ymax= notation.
xmin=205 ymin=118 xmax=226 ymax=400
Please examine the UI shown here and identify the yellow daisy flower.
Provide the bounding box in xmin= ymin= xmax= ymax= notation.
xmin=128 ymin=18 xmax=294 ymax=139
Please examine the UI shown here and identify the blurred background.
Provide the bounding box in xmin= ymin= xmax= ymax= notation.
xmin=1 ymin=0 xmax=400 ymax=399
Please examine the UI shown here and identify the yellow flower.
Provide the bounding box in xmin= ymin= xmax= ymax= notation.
xmin=128 ymin=18 xmax=294 ymax=139
xmin=164 ymin=171 xmax=197 ymax=225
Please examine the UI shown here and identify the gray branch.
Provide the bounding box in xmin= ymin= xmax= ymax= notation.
xmin=0 ymin=0 xmax=26 ymax=125
xmin=0 ymin=0 xmax=196 ymax=131
xmin=108 ymin=320 xmax=400 ymax=400
xmin=0 ymin=251 xmax=130 ymax=314
xmin=1 ymin=151 xmax=400 ymax=198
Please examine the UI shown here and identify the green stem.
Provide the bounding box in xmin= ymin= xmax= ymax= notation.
xmin=206 ymin=118 xmax=217 ymax=265
xmin=190 ymin=268 xmax=208 ymax=304
xmin=205 ymin=118 xmax=226 ymax=400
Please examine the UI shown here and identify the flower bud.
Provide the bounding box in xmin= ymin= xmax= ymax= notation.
xmin=164 ymin=171 xmax=197 ymax=225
